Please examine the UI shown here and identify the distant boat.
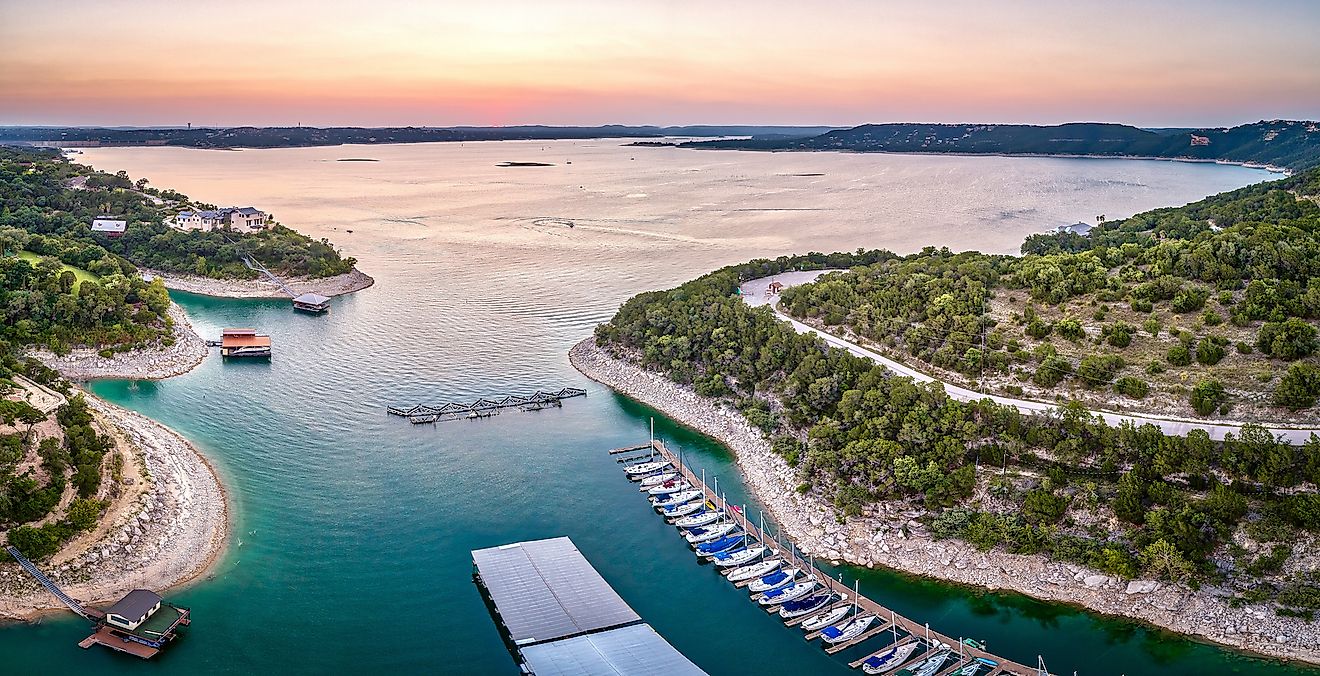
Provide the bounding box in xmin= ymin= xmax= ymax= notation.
xmin=725 ymin=558 xmax=781 ymax=583
xmin=861 ymin=641 xmax=920 ymax=674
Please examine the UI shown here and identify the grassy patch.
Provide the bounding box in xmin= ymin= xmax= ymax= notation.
xmin=15 ymin=250 xmax=101 ymax=290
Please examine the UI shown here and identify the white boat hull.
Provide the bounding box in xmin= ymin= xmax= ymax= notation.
xmin=725 ymin=558 xmax=781 ymax=583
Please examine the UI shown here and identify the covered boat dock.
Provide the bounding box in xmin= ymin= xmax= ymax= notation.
xmin=471 ymin=536 xmax=706 ymax=675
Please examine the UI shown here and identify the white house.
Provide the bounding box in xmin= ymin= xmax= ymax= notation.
xmin=90 ymin=218 xmax=127 ymax=238
xmin=171 ymin=206 xmax=270 ymax=232
xmin=173 ymin=210 xmax=226 ymax=231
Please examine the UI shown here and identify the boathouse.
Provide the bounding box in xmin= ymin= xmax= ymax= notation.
xmin=292 ymin=292 xmax=331 ymax=313
xmin=472 ymin=537 xmax=705 ymax=675
xmin=104 ymin=589 xmax=162 ymax=631
xmin=220 ymin=328 xmax=272 ymax=358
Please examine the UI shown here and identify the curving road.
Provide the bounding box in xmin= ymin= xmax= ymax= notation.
xmin=740 ymin=272 xmax=1319 ymax=445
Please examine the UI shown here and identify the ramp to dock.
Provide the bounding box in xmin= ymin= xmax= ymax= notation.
xmin=4 ymin=545 xmax=93 ymax=620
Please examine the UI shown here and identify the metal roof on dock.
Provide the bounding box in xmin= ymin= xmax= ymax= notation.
xmin=472 ymin=537 xmax=639 ymax=646
xmin=473 ymin=537 xmax=707 ymax=675
xmin=521 ymin=623 xmax=705 ymax=676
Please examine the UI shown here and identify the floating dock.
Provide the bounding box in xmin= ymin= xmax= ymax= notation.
xmin=217 ymin=328 xmax=272 ymax=358
xmin=472 ymin=536 xmax=706 ymax=675
xmin=388 ymin=387 xmax=586 ymax=424
xmin=617 ymin=440 xmax=1052 ymax=676
xmin=292 ymin=292 xmax=331 ymax=313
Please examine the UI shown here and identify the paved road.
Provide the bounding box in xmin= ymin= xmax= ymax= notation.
xmin=740 ymin=272 xmax=1319 ymax=445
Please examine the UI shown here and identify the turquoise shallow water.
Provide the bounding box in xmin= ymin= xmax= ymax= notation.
xmin=2 ymin=145 xmax=1313 ymax=674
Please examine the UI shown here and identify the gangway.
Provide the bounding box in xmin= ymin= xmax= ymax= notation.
xmin=4 ymin=545 xmax=96 ymax=620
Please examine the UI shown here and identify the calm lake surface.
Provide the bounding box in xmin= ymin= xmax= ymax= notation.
xmin=3 ymin=141 xmax=1310 ymax=674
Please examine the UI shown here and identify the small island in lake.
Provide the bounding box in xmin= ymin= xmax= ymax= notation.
xmin=336 ymin=158 xmax=379 ymax=162
xmin=497 ymin=161 xmax=555 ymax=167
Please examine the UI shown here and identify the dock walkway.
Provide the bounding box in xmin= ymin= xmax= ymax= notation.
xmin=624 ymin=441 xmax=1050 ymax=675
xmin=388 ymin=387 xmax=586 ymax=423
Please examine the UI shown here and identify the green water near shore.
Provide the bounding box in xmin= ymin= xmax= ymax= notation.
xmin=1 ymin=144 xmax=1312 ymax=673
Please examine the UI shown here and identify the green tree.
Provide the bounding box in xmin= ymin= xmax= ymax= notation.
xmin=1190 ymin=379 xmax=1227 ymax=416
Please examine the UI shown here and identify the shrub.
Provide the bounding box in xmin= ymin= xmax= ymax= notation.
xmin=1143 ymin=318 xmax=1161 ymax=337
xmin=1202 ymin=310 xmax=1223 ymax=326
xmin=1022 ymin=489 xmax=1069 ymax=524
xmin=1236 ymin=341 xmax=1253 ymax=354
xmin=1257 ymin=318 xmax=1318 ymax=360
xmin=1190 ymin=379 xmax=1227 ymax=416
xmin=1195 ymin=336 xmax=1228 ymax=365
xmin=1131 ymin=298 xmax=1153 ymax=313
xmin=1167 ymin=345 xmax=1192 ymax=367
xmin=1033 ymin=356 xmax=1073 ymax=388
xmin=1146 ymin=360 xmax=1166 ymax=375
xmin=1078 ymin=354 xmax=1125 ymax=388
xmin=1114 ymin=377 xmax=1150 ymax=399
xmin=1273 ymin=363 xmax=1320 ymax=410
xmin=1104 ymin=322 xmax=1134 ymax=348
xmin=1055 ymin=317 xmax=1084 ymax=341
xmin=1171 ymin=286 xmax=1209 ymax=313
xmin=1025 ymin=318 xmax=1051 ymax=339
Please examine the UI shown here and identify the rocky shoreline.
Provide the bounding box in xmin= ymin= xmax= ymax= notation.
xmin=569 ymin=337 xmax=1320 ymax=666
xmin=143 ymin=267 xmax=374 ymax=299
xmin=28 ymin=303 xmax=209 ymax=382
xmin=0 ymin=396 xmax=229 ymax=621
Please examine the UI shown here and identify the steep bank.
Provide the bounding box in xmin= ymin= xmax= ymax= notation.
xmin=29 ymin=303 xmax=208 ymax=382
xmin=570 ymin=337 xmax=1320 ymax=666
xmin=0 ymin=395 xmax=229 ymax=621
xmin=142 ymin=267 xmax=374 ymax=299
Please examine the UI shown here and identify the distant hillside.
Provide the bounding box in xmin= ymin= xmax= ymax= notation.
xmin=0 ymin=125 xmax=838 ymax=150
xmin=683 ymin=120 xmax=1320 ymax=171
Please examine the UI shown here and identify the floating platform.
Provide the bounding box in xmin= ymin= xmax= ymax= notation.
xmin=292 ymin=292 xmax=331 ymax=313
xmin=472 ymin=536 xmax=705 ymax=675
xmin=388 ymin=388 xmax=586 ymax=424
xmin=218 ymin=328 xmax=271 ymax=358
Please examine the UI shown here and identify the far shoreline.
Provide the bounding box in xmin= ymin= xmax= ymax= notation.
xmin=143 ymin=266 xmax=375 ymax=300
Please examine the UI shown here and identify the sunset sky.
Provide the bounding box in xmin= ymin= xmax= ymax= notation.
xmin=2 ymin=0 xmax=1318 ymax=127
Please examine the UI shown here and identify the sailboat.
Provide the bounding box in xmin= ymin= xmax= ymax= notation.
xmin=675 ymin=510 xmax=724 ymax=529
xmin=758 ymin=579 xmax=817 ymax=606
xmin=685 ymin=521 xmax=737 ymax=544
xmin=800 ymin=604 xmax=851 ymax=632
xmin=651 ymin=490 xmax=702 ymax=508
xmin=725 ymin=558 xmax=782 ymax=583
xmin=623 ymin=460 xmax=669 ymax=476
xmin=860 ymin=641 xmax=920 ymax=674
xmin=778 ymin=591 xmax=835 ymax=618
xmin=646 ymin=480 xmax=691 ymax=496
xmin=713 ymin=545 xmax=766 ymax=567
xmin=638 ymin=472 xmax=678 ymax=488
xmin=821 ymin=614 xmax=875 ymax=645
xmin=747 ymin=568 xmax=798 ymax=593
xmin=903 ymin=649 xmax=951 ymax=676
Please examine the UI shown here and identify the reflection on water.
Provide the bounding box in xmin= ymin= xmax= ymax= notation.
xmin=0 ymin=143 xmax=1304 ymax=675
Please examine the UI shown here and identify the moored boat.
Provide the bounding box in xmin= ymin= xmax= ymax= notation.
xmin=694 ymin=533 xmax=745 ymax=556
xmin=647 ymin=480 xmax=691 ymax=496
xmin=820 ymin=614 xmax=875 ymax=645
xmin=778 ymin=591 xmax=834 ymax=618
xmin=638 ymin=472 xmax=678 ymax=488
xmin=651 ymin=490 xmax=702 ymax=508
xmin=675 ymin=510 xmax=724 ymax=529
xmin=685 ymin=521 xmax=737 ymax=544
xmin=725 ymin=558 xmax=781 ymax=583
xmin=800 ymin=604 xmax=851 ymax=632
xmin=624 ymin=460 xmax=670 ymax=476
xmin=747 ymin=568 xmax=798 ymax=593
xmin=758 ymin=579 xmax=817 ymax=606
xmin=662 ymin=500 xmax=705 ymax=518
xmin=900 ymin=649 xmax=951 ymax=676
xmin=860 ymin=641 xmax=920 ymax=674
xmin=714 ymin=545 xmax=765 ymax=567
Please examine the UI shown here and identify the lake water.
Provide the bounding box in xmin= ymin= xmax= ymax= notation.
xmin=2 ymin=141 xmax=1309 ymax=674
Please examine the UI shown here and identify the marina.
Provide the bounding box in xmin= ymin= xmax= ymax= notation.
xmin=471 ymin=536 xmax=706 ymax=675
xmin=614 ymin=439 xmax=1050 ymax=676
xmin=387 ymin=387 xmax=587 ymax=423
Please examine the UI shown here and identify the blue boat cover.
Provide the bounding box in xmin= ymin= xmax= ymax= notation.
xmin=821 ymin=626 xmax=842 ymax=639
xmin=759 ymin=570 xmax=788 ymax=584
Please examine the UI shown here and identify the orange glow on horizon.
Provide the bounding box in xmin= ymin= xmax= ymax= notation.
xmin=2 ymin=0 xmax=1318 ymax=127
